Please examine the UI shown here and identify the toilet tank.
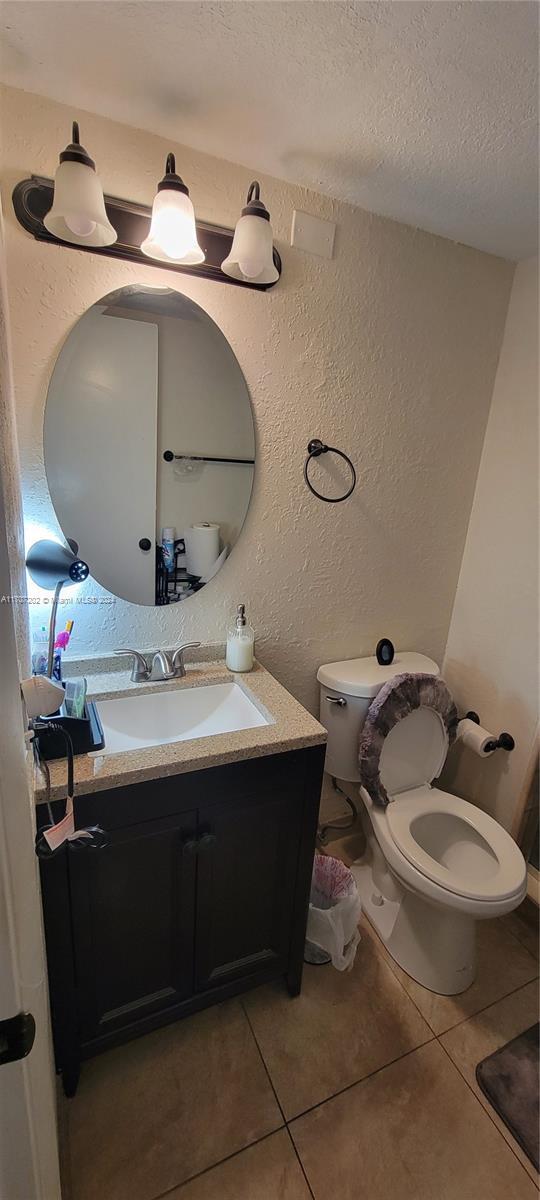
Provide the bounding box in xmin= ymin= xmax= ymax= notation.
xmin=317 ymin=652 xmax=440 ymax=782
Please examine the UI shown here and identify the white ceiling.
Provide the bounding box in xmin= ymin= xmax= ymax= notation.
xmin=1 ymin=1 xmax=538 ymax=259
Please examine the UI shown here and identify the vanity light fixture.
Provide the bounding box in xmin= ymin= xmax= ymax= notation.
xmin=43 ymin=122 xmax=117 ymax=247
xmin=14 ymin=169 xmax=281 ymax=289
xmin=221 ymin=181 xmax=279 ymax=284
xmin=141 ymin=153 xmax=205 ymax=265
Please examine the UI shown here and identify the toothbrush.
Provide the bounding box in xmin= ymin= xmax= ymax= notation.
xmin=54 ymin=621 xmax=74 ymax=651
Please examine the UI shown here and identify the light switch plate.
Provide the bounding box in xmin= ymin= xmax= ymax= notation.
xmin=291 ymin=210 xmax=336 ymax=260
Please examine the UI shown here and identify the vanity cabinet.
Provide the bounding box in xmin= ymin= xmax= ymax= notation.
xmin=38 ymin=745 xmax=325 ymax=1097
xmin=69 ymin=811 xmax=198 ymax=1043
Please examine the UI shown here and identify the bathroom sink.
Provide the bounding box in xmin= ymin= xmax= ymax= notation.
xmin=92 ymin=682 xmax=269 ymax=756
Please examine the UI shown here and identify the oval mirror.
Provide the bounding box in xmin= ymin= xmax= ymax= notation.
xmin=44 ymin=285 xmax=255 ymax=605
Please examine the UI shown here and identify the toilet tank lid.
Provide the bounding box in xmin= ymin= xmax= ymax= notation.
xmin=317 ymin=652 xmax=440 ymax=699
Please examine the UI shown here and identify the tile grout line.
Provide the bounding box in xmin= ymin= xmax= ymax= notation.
xmin=240 ymin=998 xmax=317 ymax=1200
xmin=281 ymin=1038 xmax=436 ymax=1126
xmin=284 ymin=1125 xmax=317 ymax=1200
xmin=150 ymin=995 xmax=296 ymax=1200
xmin=150 ymin=1127 xmax=285 ymax=1200
xmin=152 ymin=971 xmax=539 ymax=1200
xmin=284 ymin=1123 xmax=319 ymax=1200
xmin=239 ymin=998 xmax=288 ymax=1125
xmin=500 ymin=917 xmax=540 ymax=960
xmin=436 ymin=1034 xmax=538 ymax=1185
xmin=73 ymin=923 xmax=538 ymax=1200
xmin=431 ymin=974 xmax=540 ymax=1038
xmin=511 ymin=932 xmax=540 ymax=961
xmin=133 ymin=1024 xmax=539 ymax=1200
xmin=363 ymin=916 xmax=539 ymax=1038
xmin=378 ymin=912 xmax=540 ymax=1183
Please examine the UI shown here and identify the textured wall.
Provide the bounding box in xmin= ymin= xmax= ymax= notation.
xmin=1 ymin=2 xmax=538 ymax=258
xmin=1 ymin=85 xmax=513 ymax=712
xmin=442 ymin=257 xmax=538 ymax=832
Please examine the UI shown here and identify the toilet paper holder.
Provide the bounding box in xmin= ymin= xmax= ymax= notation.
xmin=463 ymin=711 xmax=515 ymax=753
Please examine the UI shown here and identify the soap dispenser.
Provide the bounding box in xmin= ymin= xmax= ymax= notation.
xmin=226 ymin=604 xmax=254 ymax=672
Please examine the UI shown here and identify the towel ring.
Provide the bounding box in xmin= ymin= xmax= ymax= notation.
xmin=303 ymin=439 xmax=356 ymax=503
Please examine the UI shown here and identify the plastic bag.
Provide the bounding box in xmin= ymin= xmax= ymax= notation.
xmin=305 ymin=854 xmax=362 ymax=971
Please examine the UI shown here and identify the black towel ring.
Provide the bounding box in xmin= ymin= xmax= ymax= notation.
xmin=303 ymin=439 xmax=356 ymax=503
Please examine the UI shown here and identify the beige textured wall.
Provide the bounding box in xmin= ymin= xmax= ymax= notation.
xmin=442 ymin=257 xmax=539 ymax=832
xmin=0 ymin=85 xmax=513 ymax=711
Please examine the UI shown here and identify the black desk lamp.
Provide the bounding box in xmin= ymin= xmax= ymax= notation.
xmin=26 ymin=538 xmax=89 ymax=676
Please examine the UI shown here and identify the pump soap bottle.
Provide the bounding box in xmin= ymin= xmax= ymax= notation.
xmin=226 ymin=604 xmax=254 ymax=672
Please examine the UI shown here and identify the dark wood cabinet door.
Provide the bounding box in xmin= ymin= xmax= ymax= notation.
xmin=195 ymin=787 xmax=304 ymax=991
xmin=68 ymin=811 xmax=197 ymax=1043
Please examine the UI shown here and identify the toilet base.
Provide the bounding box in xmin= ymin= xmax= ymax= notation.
xmin=352 ymin=858 xmax=476 ymax=995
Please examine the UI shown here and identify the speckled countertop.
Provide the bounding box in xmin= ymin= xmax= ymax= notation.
xmin=34 ymin=658 xmax=327 ymax=803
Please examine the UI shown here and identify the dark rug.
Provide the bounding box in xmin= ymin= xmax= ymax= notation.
xmin=476 ymin=1022 xmax=539 ymax=1170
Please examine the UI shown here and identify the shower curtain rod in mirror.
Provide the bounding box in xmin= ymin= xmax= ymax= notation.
xmin=163 ymin=450 xmax=255 ymax=465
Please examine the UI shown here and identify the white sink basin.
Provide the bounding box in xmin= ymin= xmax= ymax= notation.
xmin=92 ymin=682 xmax=270 ymax=756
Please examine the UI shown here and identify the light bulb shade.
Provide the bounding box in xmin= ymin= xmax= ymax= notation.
xmin=221 ymin=213 xmax=278 ymax=284
xmin=44 ymin=124 xmax=117 ymax=248
xmin=141 ymin=186 xmax=204 ymax=265
xmin=221 ymin=184 xmax=278 ymax=284
xmin=26 ymin=539 xmax=89 ymax=591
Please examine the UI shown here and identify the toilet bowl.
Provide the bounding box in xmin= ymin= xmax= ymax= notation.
xmin=317 ymin=652 xmax=527 ymax=995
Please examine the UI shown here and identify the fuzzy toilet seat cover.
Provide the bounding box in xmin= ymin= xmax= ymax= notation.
xmin=358 ymin=672 xmax=458 ymax=809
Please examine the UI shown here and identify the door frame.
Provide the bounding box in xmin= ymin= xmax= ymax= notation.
xmin=0 ymin=197 xmax=61 ymax=1199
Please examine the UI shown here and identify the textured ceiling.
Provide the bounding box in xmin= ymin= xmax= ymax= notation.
xmin=1 ymin=1 xmax=538 ymax=259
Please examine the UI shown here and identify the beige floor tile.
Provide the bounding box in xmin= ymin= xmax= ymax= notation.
xmin=243 ymin=929 xmax=432 ymax=1119
xmin=56 ymin=1081 xmax=72 ymax=1200
xmin=440 ymin=980 xmax=540 ymax=1183
xmin=168 ymin=1130 xmax=311 ymax=1199
xmin=361 ymin=914 xmax=539 ymax=1034
xmin=291 ymin=1040 xmax=537 ymax=1200
xmin=67 ymin=1000 xmax=282 ymax=1200
xmin=318 ymin=829 xmax=366 ymax=867
xmin=502 ymin=907 xmax=539 ymax=961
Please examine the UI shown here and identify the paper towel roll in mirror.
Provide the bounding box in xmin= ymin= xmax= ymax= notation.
xmin=185 ymin=524 xmax=220 ymax=578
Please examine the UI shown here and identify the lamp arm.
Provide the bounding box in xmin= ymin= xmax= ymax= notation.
xmin=47 ymin=581 xmax=64 ymax=678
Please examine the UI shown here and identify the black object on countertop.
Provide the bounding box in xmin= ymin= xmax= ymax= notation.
xmin=36 ymin=695 xmax=104 ymax=760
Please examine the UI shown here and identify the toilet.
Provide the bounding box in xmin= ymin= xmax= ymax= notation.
xmin=317 ymin=652 xmax=527 ymax=995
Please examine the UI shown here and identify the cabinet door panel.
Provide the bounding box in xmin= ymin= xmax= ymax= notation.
xmin=69 ymin=813 xmax=197 ymax=1041
xmin=195 ymin=790 xmax=303 ymax=990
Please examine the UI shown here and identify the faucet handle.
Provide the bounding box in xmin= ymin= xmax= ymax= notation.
xmin=114 ymin=648 xmax=150 ymax=683
xmin=172 ymin=642 xmax=201 ymax=676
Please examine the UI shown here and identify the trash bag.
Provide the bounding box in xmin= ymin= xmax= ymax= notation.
xmin=305 ymin=854 xmax=362 ymax=971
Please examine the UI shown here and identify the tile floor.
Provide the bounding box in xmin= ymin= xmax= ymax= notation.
xmin=58 ymin=902 xmax=539 ymax=1200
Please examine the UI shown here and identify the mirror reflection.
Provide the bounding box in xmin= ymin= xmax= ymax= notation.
xmin=44 ymin=285 xmax=255 ymax=605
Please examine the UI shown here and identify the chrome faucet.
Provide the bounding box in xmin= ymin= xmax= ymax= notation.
xmin=114 ymin=642 xmax=201 ymax=683
xmin=150 ymin=649 xmax=176 ymax=681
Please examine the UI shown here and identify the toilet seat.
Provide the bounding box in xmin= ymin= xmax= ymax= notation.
xmin=359 ymin=672 xmax=458 ymax=808
xmin=386 ymin=785 xmax=526 ymax=903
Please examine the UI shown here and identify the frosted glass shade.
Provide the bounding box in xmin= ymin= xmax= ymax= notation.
xmin=221 ymin=214 xmax=278 ymax=284
xmin=44 ymin=159 xmax=117 ymax=247
xmin=141 ymin=188 xmax=205 ymax=265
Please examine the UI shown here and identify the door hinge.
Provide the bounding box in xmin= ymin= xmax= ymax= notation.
xmin=0 ymin=1011 xmax=36 ymax=1066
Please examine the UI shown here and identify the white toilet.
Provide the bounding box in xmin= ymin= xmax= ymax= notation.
xmin=317 ymin=651 xmax=527 ymax=995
